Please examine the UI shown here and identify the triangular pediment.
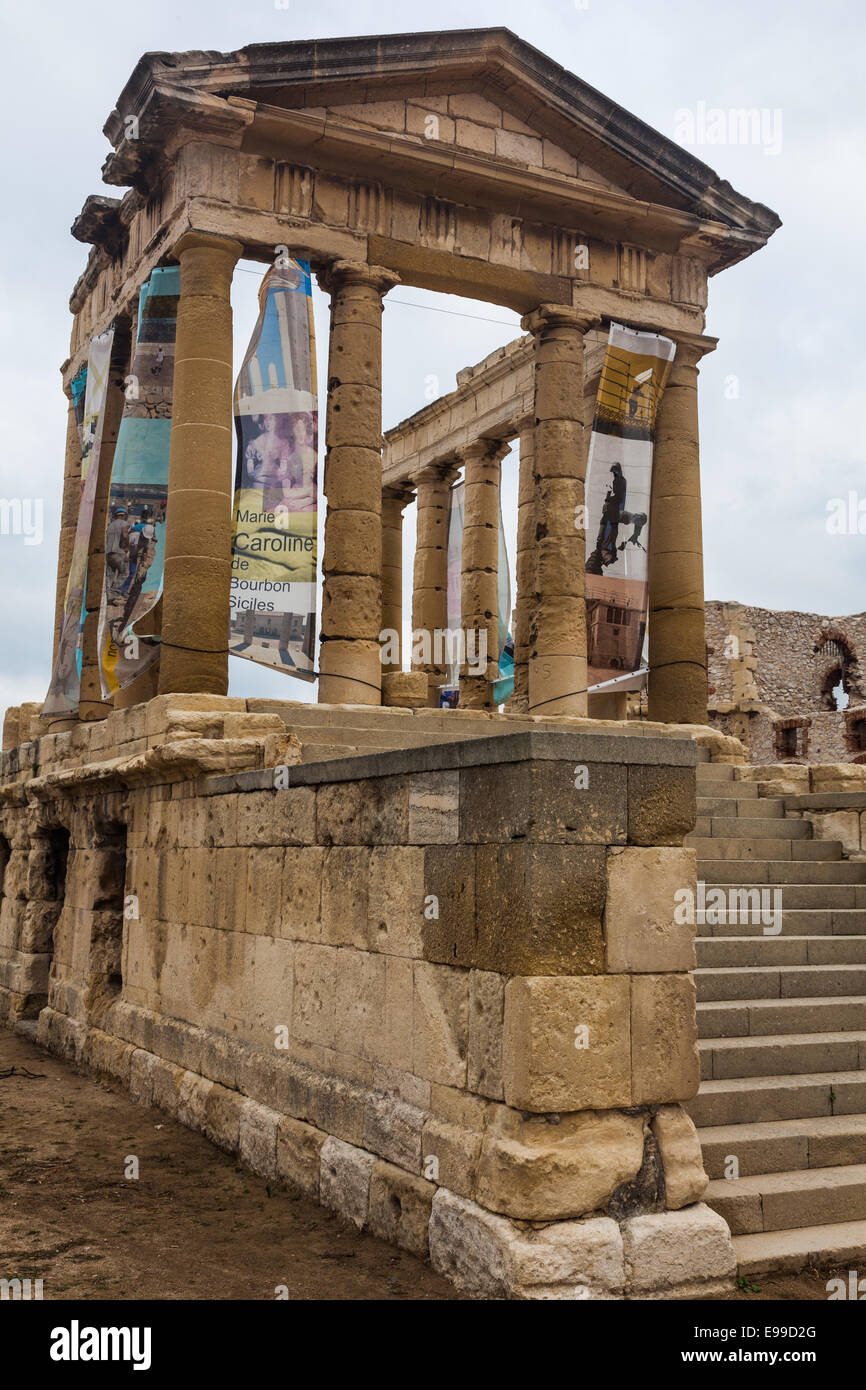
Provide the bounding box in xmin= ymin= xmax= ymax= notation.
xmin=106 ymin=28 xmax=780 ymax=259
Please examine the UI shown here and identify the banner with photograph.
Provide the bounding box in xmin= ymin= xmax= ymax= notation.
xmin=43 ymin=326 xmax=116 ymax=718
xmin=229 ymin=260 xmax=318 ymax=678
xmin=444 ymin=478 xmax=514 ymax=704
xmin=97 ymin=266 xmax=179 ymax=697
xmin=584 ymin=322 xmax=675 ymax=686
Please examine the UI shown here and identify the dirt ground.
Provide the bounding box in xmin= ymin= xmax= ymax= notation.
xmin=0 ymin=1030 xmax=460 ymax=1301
xmin=0 ymin=1029 xmax=843 ymax=1303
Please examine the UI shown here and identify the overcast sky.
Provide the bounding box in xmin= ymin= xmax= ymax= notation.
xmin=1 ymin=0 xmax=863 ymax=711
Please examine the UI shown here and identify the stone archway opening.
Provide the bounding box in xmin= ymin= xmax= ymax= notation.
xmin=26 ymin=826 xmax=71 ymax=1020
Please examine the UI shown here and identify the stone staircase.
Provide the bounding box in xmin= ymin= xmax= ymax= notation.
xmin=687 ymin=756 xmax=866 ymax=1274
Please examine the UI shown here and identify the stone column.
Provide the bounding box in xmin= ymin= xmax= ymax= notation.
xmin=459 ymin=438 xmax=507 ymax=710
xmin=521 ymin=305 xmax=598 ymax=717
xmin=648 ymin=334 xmax=715 ymax=726
xmin=411 ymin=461 xmax=458 ymax=705
xmin=512 ymin=424 xmax=536 ymax=711
xmin=380 ymin=485 xmax=413 ymax=673
xmin=158 ymin=231 xmax=242 ymax=696
xmin=318 ymin=260 xmax=399 ymax=706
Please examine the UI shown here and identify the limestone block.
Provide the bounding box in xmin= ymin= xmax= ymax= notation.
xmin=604 ymin=847 xmax=697 ymax=973
xmin=355 ymin=777 xmax=410 ymax=844
xmin=177 ymin=1072 xmax=214 ymax=1132
xmin=502 ymin=975 xmax=631 ymax=1112
xmin=406 ymin=104 xmax=455 ymax=142
xmin=467 ymin=970 xmax=504 ymax=1100
xmin=377 ymin=955 xmax=415 ymax=1069
xmin=332 ymin=947 xmax=385 ymax=1061
xmin=474 ymin=843 xmax=606 ymax=975
xmin=412 ymin=961 xmax=469 ymax=1087
xmin=319 ymin=1136 xmax=378 ymax=1228
xmin=476 ymin=1106 xmax=645 ymax=1220
xmin=368 ymin=846 xmax=425 ymax=956
xmin=292 ymin=942 xmax=338 ymax=1047
xmin=276 ymin=1115 xmax=326 ymax=1198
xmin=382 ymin=670 xmax=428 ymax=708
xmin=201 ymin=1083 xmax=243 ymax=1155
xmin=245 ymin=847 xmax=284 ymax=935
xmin=429 ymin=1190 xmax=625 ymax=1299
xmin=408 ymin=771 xmax=459 ymax=844
xmin=652 ymin=1105 xmax=708 ymax=1210
xmin=363 ymin=1090 xmax=425 ymax=1171
xmin=238 ymin=1098 xmax=279 ymax=1179
xmin=236 ymin=786 xmax=316 ymax=846
xmin=129 ymin=1048 xmax=155 ymax=1107
xmin=316 ymin=781 xmax=363 ymax=844
xmin=505 ymin=1216 xmax=624 ymax=1300
xmin=631 ymin=974 xmax=700 ymax=1105
xmin=459 ymin=759 xmax=627 ymax=844
xmin=368 ymin=1161 xmax=435 ymax=1257
xmin=151 ymin=1056 xmax=185 ymax=1119
xmin=496 ymin=128 xmax=543 ymax=165
xmin=627 ymin=765 xmax=696 ymax=846
xmin=306 ymin=1071 xmax=366 ymax=1149
xmin=321 ymin=847 xmax=372 ymax=948
xmin=806 ymin=810 xmax=861 ymax=855
xmin=280 ymin=847 xmax=325 ymax=942
xmin=621 ymin=1204 xmax=736 ymax=1298
xmin=244 ymin=935 xmax=295 ymax=1052
xmin=455 ymin=118 xmax=496 ymax=154
xmin=810 ymin=764 xmax=866 ymax=793
xmin=422 ymin=844 xmax=476 ymax=964
xmin=84 ymin=1030 xmax=135 ymax=1087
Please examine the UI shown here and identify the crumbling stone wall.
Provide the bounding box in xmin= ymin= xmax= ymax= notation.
xmin=706 ymin=602 xmax=866 ymax=764
xmin=0 ymin=701 xmax=735 ymax=1299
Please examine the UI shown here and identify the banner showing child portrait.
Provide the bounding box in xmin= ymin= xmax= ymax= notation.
xmin=97 ymin=266 xmax=179 ymax=697
xmin=229 ymin=259 xmax=318 ymax=678
xmin=43 ymin=325 xmax=116 ymax=717
xmin=584 ymin=322 xmax=675 ymax=687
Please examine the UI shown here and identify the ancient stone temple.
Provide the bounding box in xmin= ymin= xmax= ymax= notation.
xmin=7 ymin=31 xmax=862 ymax=1298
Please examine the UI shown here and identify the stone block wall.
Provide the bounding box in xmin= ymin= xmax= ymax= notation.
xmin=0 ymin=703 xmax=735 ymax=1298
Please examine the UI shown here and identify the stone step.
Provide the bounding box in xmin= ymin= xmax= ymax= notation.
xmin=705 ymin=1163 xmax=866 ymax=1235
xmin=699 ymin=860 xmax=866 ymax=885
xmin=688 ymin=1072 xmax=866 ymax=1127
xmin=696 ymin=935 xmax=866 ymax=967
xmin=695 ymin=781 xmax=759 ymax=801
xmin=698 ymin=1114 xmax=866 ymax=1179
xmin=732 ymin=1220 xmax=866 ymax=1275
xmin=701 ymin=909 xmax=866 ymax=937
xmin=700 ymin=1031 xmax=866 ymax=1080
xmin=698 ymin=795 xmax=783 ymax=817
xmin=695 ymin=964 xmax=866 ymax=1003
xmin=698 ymin=995 xmax=866 ymax=1039
xmin=688 ymin=837 xmax=839 ymax=861
xmin=700 ymin=815 xmax=812 ymax=839
xmin=696 ymin=764 xmax=736 ymax=782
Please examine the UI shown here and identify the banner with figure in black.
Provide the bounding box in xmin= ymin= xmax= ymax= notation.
xmin=584 ymin=322 xmax=675 ymax=686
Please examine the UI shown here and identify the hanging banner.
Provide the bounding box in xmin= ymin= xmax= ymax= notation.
xmin=43 ymin=326 xmax=116 ymax=718
xmin=443 ymin=477 xmax=514 ymax=705
xmin=97 ymin=266 xmax=179 ymax=697
xmin=229 ymin=260 xmax=317 ymax=678
xmin=584 ymin=322 xmax=675 ymax=686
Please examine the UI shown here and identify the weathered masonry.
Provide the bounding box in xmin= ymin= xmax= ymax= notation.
xmin=0 ymin=31 xmax=790 ymax=1297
